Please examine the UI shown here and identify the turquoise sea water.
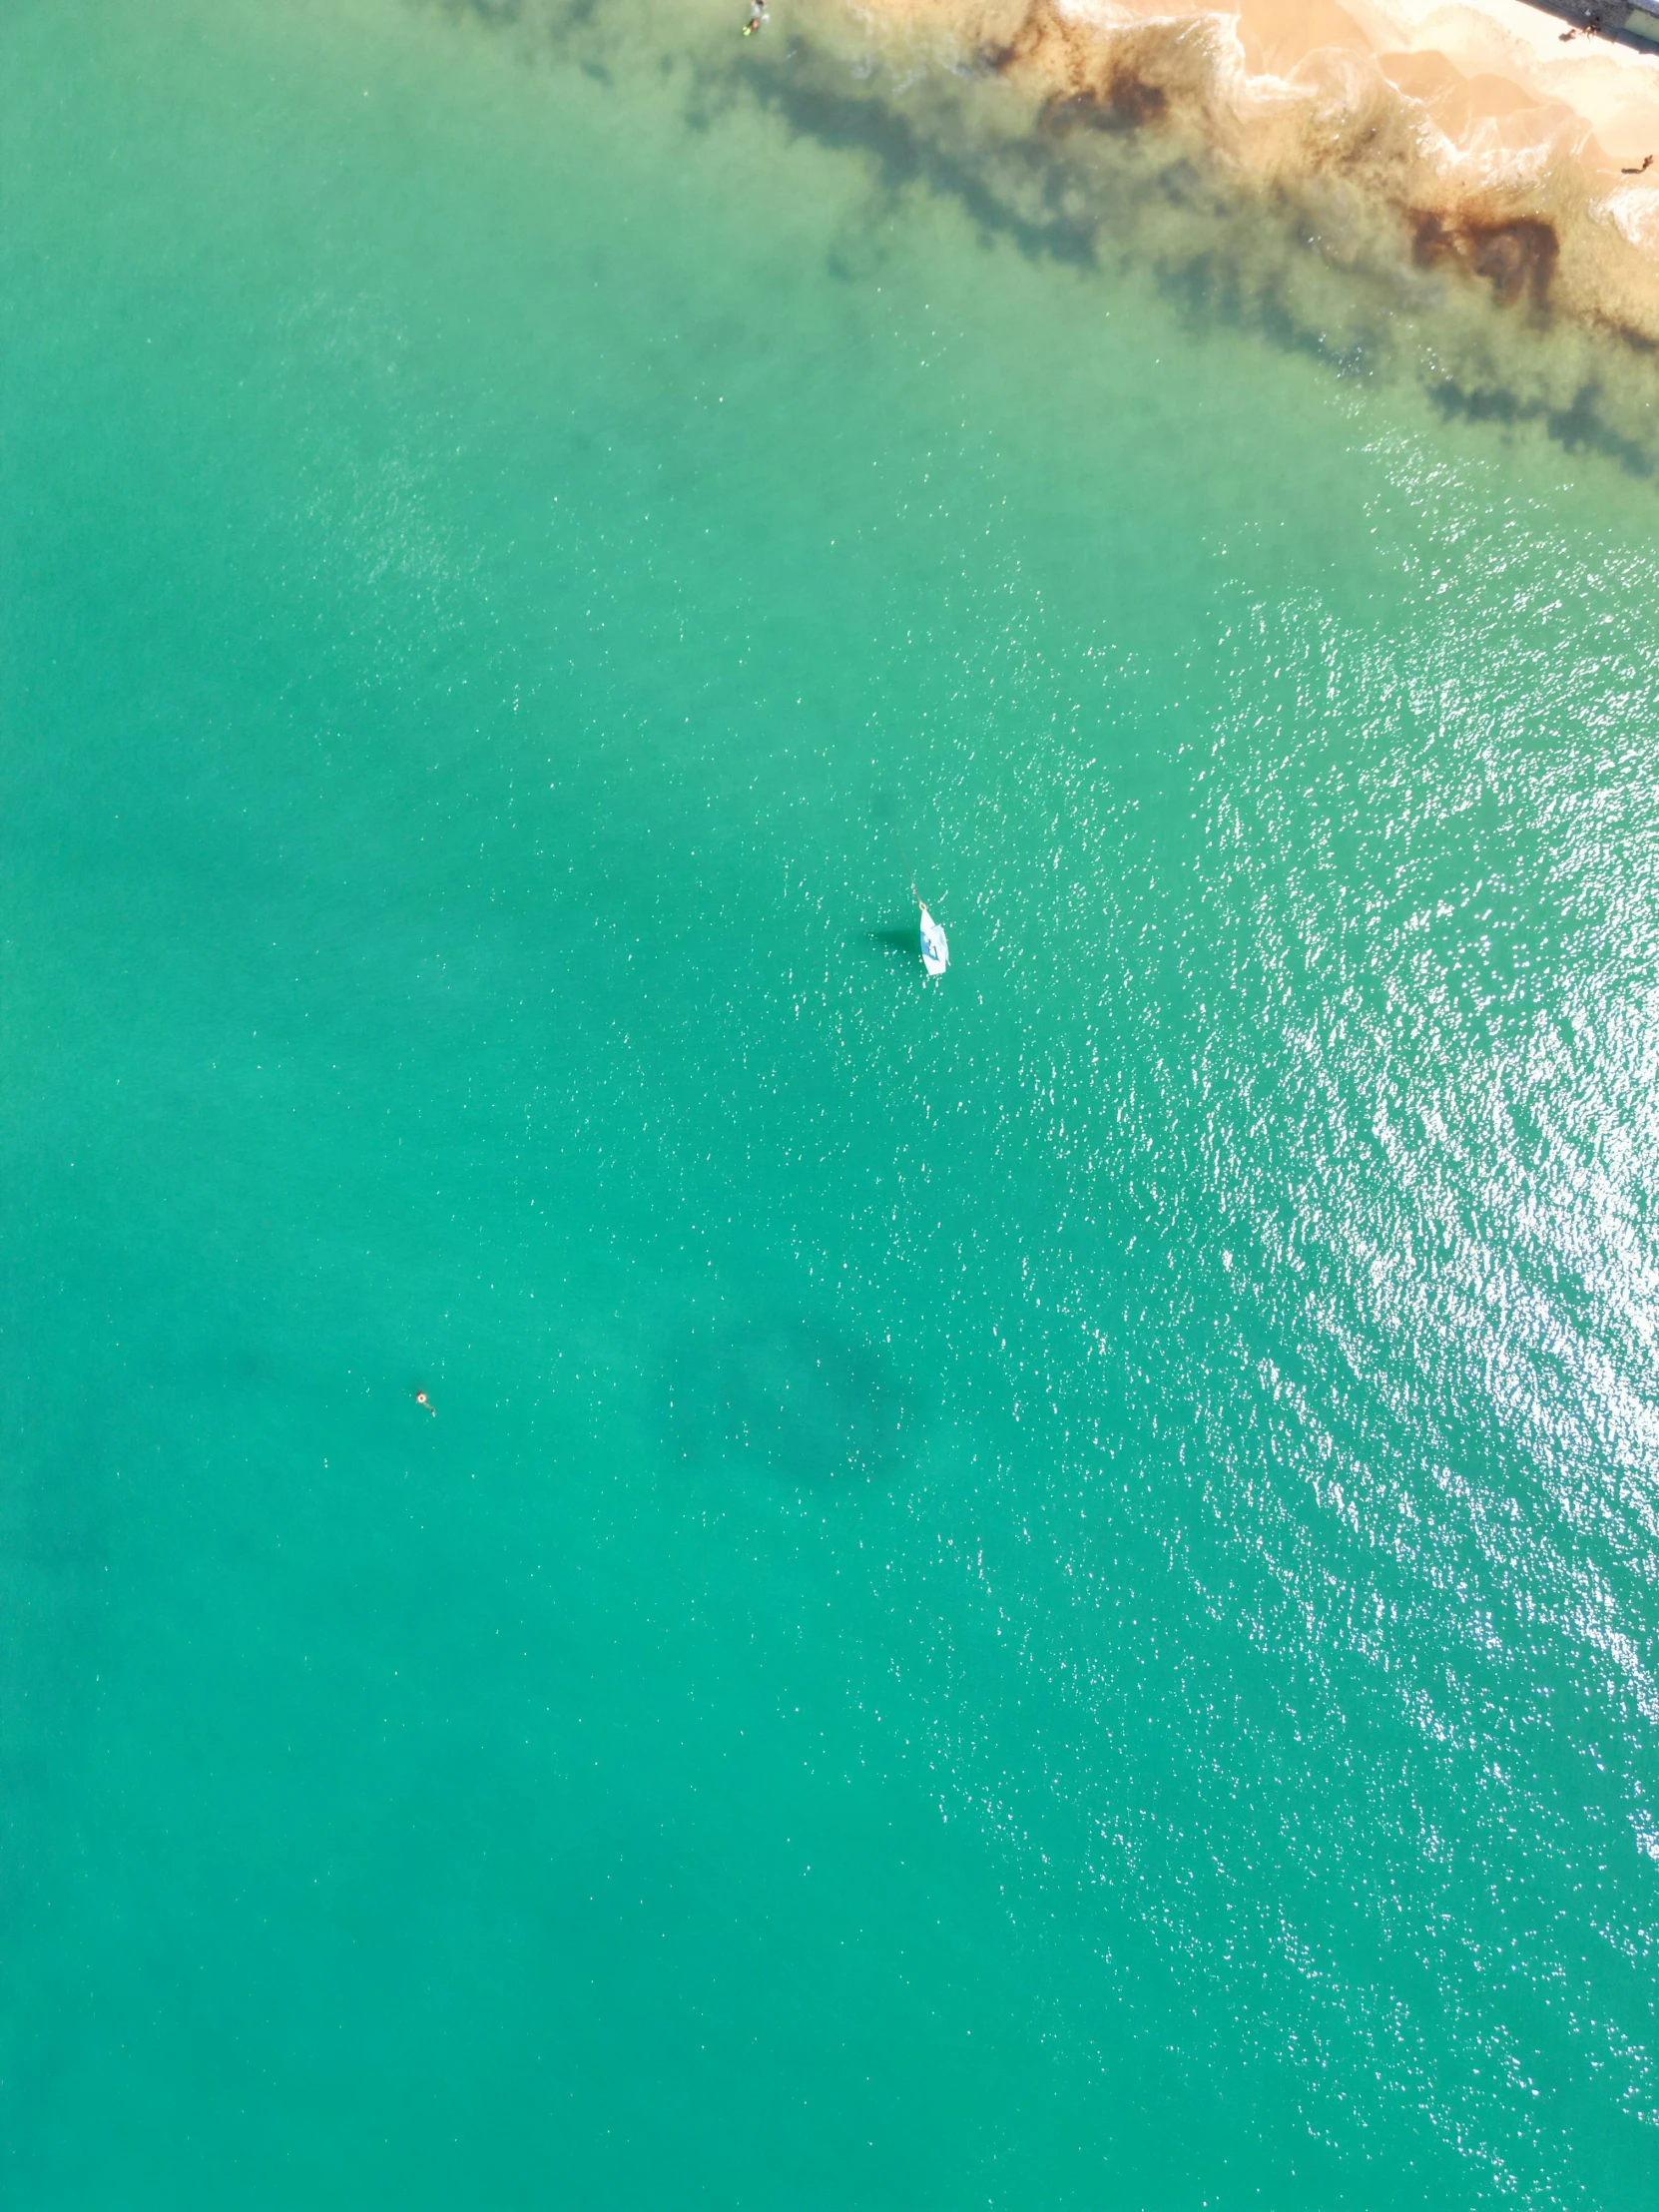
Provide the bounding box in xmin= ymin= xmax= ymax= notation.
xmin=6 ymin=1 xmax=1659 ymax=2203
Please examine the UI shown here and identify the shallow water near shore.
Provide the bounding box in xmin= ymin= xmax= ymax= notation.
xmin=5 ymin=0 xmax=1659 ymax=2204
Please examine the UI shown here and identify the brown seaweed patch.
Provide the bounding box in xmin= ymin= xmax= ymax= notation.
xmin=984 ymin=2 xmax=1222 ymax=132
xmin=1411 ymin=212 xmax=1560 ymax=310
xmin=1041 ymin=72 xmax=1169 ymax=135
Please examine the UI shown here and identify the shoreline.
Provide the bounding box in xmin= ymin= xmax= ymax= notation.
xmin=816 ymin=0 xmax=1659 ymax=344
xmin=847 ymin=0 xmax=1659 ymax=178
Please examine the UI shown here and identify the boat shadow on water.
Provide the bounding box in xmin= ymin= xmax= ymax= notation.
xmin=662 ymin=1309 xmax=914 ymax=1489
xmin=864 ymin=920 xmax=919 ymax=958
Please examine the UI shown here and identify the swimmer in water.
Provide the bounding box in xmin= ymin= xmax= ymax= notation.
xmin=743 ymin=1 xmax=766 ymax=32
xmin=415 ymin=1389 xmax=435 ymax=1414
xmin=1624 ymin=155 xmax=1656 ymax=175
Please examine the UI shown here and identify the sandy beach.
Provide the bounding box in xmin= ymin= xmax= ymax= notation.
xmin=825 ymin=0 xmax=1659 ymax=339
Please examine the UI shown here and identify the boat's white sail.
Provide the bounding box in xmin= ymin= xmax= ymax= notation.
xmin=919 ymin=904 xmax=948 ymax=977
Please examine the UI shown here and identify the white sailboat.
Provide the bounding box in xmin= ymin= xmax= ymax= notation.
xmin=891 ymin=828 xmax=949 ymax=978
